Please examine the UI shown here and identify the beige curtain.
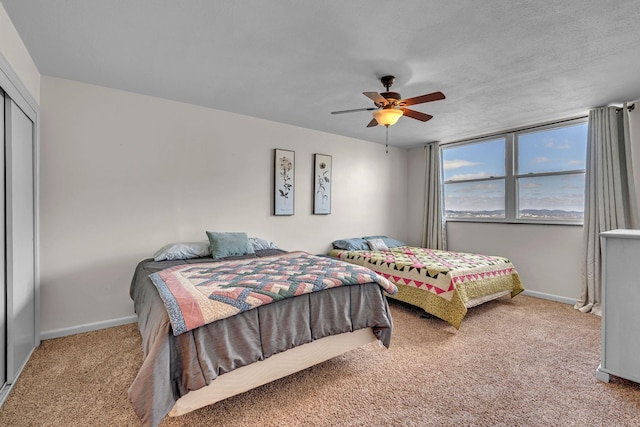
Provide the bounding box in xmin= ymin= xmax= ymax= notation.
xmin=421 ymin=142 xmax=446 ymax=250
xmin=576 ymin=104 xmax=639 ymax=315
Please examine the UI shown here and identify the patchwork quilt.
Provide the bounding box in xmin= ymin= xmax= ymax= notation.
xmin=149 ymin=251 xmax=397 ymax=335
xmin=329 ymin=246 xmax=524 ymax=328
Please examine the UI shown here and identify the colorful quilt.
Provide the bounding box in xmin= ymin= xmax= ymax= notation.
xmin=149 ymin=251 xmax=397 ymax=335
xmin=329 ymin=246 xmax=524 ymax=328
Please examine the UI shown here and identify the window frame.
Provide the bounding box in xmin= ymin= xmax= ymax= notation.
xmin=442 ymin=117 xmax=588 ymax=225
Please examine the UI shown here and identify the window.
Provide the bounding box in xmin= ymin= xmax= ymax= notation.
xmin=442 ymin=119 xmax=588 ymax=223
xmin=443 ymin=138 xmax=506 ymax=219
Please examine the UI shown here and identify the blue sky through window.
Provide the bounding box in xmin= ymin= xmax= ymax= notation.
xmin=443 ymin=138 xmax=505 ymax=181
xmin=518 ymin=124 xmax=587 ymax=174
xmin=443 ymin=122 xmax=587 ymax=217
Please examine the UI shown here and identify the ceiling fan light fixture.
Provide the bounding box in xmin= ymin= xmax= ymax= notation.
xmin=372 ymin=108 xmax=403 ymax=126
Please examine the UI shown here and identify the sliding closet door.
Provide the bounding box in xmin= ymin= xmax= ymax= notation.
xmin=5 ymin=98 xmax=35 ymax=383
xmin=0 ymin=90 xmax=5 ymax=388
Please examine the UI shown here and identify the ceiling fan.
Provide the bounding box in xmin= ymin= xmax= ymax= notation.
xmin=331 ymin=75 xmax=445 ymax=128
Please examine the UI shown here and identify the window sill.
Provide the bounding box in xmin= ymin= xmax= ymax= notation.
xmin=445 ymin=218 xmax=583 ymax=226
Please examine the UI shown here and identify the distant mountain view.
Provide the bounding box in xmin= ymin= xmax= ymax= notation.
xmin=519 ymin=209 xmax=583 ymax=219
xmin=446 ymin=209 xmax=583 ymax=220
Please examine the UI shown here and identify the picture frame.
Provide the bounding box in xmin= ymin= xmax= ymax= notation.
xmin=274 ymin=149 xmax=295 ymax=215
xmin=313 ymin=153 xmax=332 ymax=215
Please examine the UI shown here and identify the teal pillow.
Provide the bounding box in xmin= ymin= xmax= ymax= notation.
xmin=332 ymin=238 xmax=369 ymax=251
xmin=206 ymin=231 xmax=255 ymax=259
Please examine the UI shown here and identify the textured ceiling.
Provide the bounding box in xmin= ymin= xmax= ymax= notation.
xmin=3 ymin=0 xmax=640 ymax=148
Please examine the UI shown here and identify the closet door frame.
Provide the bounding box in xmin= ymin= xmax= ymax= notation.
xmin=0 ymin=52 xmax=40 ymax=402
xmin=5 ymin=96 xmax=36 ymax=383
xmin=0 ymin=88 xmax=5 ymax=389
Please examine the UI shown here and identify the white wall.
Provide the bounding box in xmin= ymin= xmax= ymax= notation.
xmin=0 ymin=2 xmax=39 ymax=103
xmin=446 ymin=222 xmax=582 ymax=303
xmin=39 ymin=76 xmax=410 ymax=335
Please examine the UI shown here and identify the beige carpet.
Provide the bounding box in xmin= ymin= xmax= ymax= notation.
xmin=1 ymin=295 xmax=639 ymax=426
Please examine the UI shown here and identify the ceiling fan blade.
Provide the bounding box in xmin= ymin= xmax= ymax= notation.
xmin=401 ymin=91 xmax=445 ymax=106
xmin=331 ymin=107 xmax=377 ymax=115
xmin=363 ymin=92 xmax=388 ymax=105
xmin=366 ymin=118 xmax=379 ymax=128
xmin=400 ymin=108 xmax=434 ymax=122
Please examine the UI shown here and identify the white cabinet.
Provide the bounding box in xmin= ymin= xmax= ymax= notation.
xmin=596 ymin=229 xmax=640 ymax=383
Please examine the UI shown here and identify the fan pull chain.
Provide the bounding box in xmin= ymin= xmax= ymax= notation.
xmin=385 ymin=125 xmax=389 ymax=154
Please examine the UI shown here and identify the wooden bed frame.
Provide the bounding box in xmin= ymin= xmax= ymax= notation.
xmin=169 ymin=327 xmax=378 ymax=417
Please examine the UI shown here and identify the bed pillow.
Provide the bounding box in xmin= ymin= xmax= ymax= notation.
xmin=362 ymin=235 xmax=406 ymax=248
xmin=332 ymin=237 xmax=370 ymax=251
xmin=153 ymin=241 xmax=211 ymax=261
xmin=206 ymin=231 xmax=256 ymax=259
xmin=366 ymin=238 xmax=389 ymax=251
xmin=249 ymin=237 xmax=279 ymax=251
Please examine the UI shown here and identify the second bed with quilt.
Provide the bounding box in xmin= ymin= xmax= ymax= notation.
xmin=329 ymin=236 xmax=524 ymax=329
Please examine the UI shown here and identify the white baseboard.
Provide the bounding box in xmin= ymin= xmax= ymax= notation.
xmin=37 ymin=290 xmax=574 ymax=341
xmin=521 ymin=289 xmax=577 ymax=306
xmin=40 ymin=315 xmax=138 ymax=341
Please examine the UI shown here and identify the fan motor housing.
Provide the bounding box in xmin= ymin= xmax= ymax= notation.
xmin=381 ymin=91 xmax=402 ymax=103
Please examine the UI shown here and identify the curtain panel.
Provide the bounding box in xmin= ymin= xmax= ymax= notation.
xmin=576 ymin=104 xmax=639 ymax=315
xmin=421 ymin=142 xmax=446 ymax=250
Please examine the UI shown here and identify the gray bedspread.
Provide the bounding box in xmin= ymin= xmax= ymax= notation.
xmin=128 ymin=250 xmax=393 ymax=427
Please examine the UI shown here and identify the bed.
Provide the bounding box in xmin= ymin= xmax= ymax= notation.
xmin=128 ymin=239 xmax=395 ymax=427
xmin=329 ymin=236 xmax=524 ymax=329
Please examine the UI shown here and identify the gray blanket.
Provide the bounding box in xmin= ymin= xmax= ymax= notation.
xmin=128 ymin=250 xmax=393 ymax=427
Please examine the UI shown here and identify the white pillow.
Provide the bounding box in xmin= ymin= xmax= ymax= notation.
xmin=153 ymin=241 xmax=211 ymax=261
xmin=366 ymin=238 xmax=389 ymax=251
xmin=249 ymin=237 xmax=279 ymax=251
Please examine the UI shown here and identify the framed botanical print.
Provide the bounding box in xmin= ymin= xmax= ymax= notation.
xmin=313 ymin=153 xmax=332 ymax=214
xmin=274 ymin=149 xmax=295 ymax=215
